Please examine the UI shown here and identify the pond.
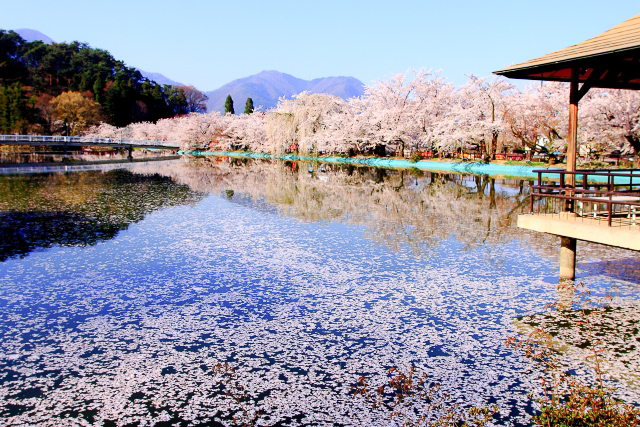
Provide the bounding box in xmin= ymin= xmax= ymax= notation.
xmin=0 ymin=157 xmax=638 ymax=426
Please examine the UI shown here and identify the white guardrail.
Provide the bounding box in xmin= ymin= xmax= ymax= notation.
xmin=0 ymin=134 xmax=179 ymax=147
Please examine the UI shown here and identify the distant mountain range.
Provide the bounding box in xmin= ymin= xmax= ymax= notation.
xmin=204 ymin=70 xmax=365 ymax=113
xmin=137 ymin=71 xmax=183 ymax=87
xmin=13 ymin=29 xmax=365 ymax=114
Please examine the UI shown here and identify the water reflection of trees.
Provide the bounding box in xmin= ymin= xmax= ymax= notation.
xmin=143 ymin=158 xmax=640 ymax=266
xmin=0 ymin=170 xmax=205 ymax=261
xmin=277 ymin=166 xmax=529 ymax=254
xmin=140 ymin=157 xmax=533 ymax=255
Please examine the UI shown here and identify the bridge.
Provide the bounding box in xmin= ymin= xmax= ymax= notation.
xmin=0 ymin=134 xmax=181 ymax=158
xmin=0 ymin=155 xmax=181 ymax=175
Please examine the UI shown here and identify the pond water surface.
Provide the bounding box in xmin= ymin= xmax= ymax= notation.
xmin=0 ymin=157 xmax=638 ymax=426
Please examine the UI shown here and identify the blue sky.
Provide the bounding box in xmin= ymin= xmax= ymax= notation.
xmin=1 ymin=1 xmax=638 ymax=91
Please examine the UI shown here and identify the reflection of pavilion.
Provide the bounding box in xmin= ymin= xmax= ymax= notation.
xmin=495 ymin=14 xmax=640 ymax=279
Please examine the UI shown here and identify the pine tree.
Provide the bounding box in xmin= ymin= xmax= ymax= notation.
xmin=244 ymin=97 xmax=254 ymax=114
xmin=225 ymin=95 xmax=234 ymax=115
xmin=93 ymin=75 xmax=105 ymax=104
xmin=0 ymin=83 xmax=28 ymax=133
xmin=0 ymin=86 xmax=9 ymax=133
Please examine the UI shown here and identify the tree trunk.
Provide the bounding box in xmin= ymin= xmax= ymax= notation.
xmin=475 ymin=176 xmax=483 ymax=196
xmin=490 ymin=131 xmax=498 ymax=158
xmin=489 ymin=179 xmax=496 ymax=210
xmin=627 ymin=136 xmax=640 ymax=169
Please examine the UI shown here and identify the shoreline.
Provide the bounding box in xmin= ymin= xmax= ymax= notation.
xmin=180 ymin=150 xmax=550 ymax=178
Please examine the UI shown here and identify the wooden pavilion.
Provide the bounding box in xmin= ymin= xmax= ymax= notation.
xmin=494 ymin=13 xmax=640 ymax=172
xmin=494 ymin=14 xmax=640 ymax=279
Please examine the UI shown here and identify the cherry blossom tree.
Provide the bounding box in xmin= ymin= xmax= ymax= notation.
xmin=356 ymin=71 xmax=425 ymax=156
xmin=457 ymin=75 xmax=514 ymax=158
xmin=322 ymin=99 xmax=375 ymax=155
xmin=266 ymin=93 xmax=349 ymax=155
xmin=266 ymin=104 xmax=297 ymax=155
xmin=502 ymin=82 xmax=570 ymax=159
xmin=582 ymin=88 xmax=640 ymax=166
xmin=411 ymin=70 xmax=456 ymax=156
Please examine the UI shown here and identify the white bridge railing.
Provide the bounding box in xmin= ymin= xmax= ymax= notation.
xmin=0 ymin=158 xmax=182 ymax=175
xmin=0 ymin=134 xmax=180 ymax=147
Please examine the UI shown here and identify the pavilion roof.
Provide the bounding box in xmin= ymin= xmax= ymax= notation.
xmin=494 ymin=14 xmax=640 ymax=90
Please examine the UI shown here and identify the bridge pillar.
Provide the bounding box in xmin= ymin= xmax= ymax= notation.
xmin=127 ymin=145 xmax=133 ymax=160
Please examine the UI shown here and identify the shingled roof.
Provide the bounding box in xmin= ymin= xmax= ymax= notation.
xmin=494 ymin=14 xmax=640 ymax=90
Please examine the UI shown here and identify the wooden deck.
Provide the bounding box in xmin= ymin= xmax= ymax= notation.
xmin=520 ymin=169 xmax=640 ymax=279
xmin=518 ymin=212 xmax=640 ymax=251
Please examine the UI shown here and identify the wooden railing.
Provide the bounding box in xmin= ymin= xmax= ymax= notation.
xmin=530 ymin=169 xmax=640 ymax=227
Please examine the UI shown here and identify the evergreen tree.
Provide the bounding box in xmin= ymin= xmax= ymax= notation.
xmin=225 ymin=95 xmax=234 ymax=115
xmin=0 ymin=83 xmax=29 ymax=133
xmin=93 ymin=75 xmax=105 ymax=103
xmin=244 ymin=97 xmax=254 ymax=114
xmin=0 ymin=87 xmax=9 ymax=133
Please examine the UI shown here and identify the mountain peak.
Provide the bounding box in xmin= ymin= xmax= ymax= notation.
xmin=15 ymin=28 xmax=55 ymax=44
xmin=205 ymin=70 xmax=364 ymax=113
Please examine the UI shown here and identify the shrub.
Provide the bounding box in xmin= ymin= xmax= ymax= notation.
xmin=410 ymin=152 xmax=422 ymax=163
xmin=507 ymin=283 xmax=640 ymax=427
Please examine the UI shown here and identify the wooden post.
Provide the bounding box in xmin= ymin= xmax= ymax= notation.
xmin=558 ymin=69 xmax=586 ymax=281
xmin=559 ymin=236 xmax=576 ymax=280
xmin=565 ymin=69 xmax=580 ymax=214
xmin=566 ymin=68 xmax=592 ymax=192
xmin=567 ymin=70 xmax=579 ymax=180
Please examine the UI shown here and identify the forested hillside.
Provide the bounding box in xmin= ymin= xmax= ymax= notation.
xmin=0 ymin=30 xmax=206 ymax=135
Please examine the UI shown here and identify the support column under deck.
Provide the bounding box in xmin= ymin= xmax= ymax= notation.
xmin=559 ymin=237 xmax=577 ymax=280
